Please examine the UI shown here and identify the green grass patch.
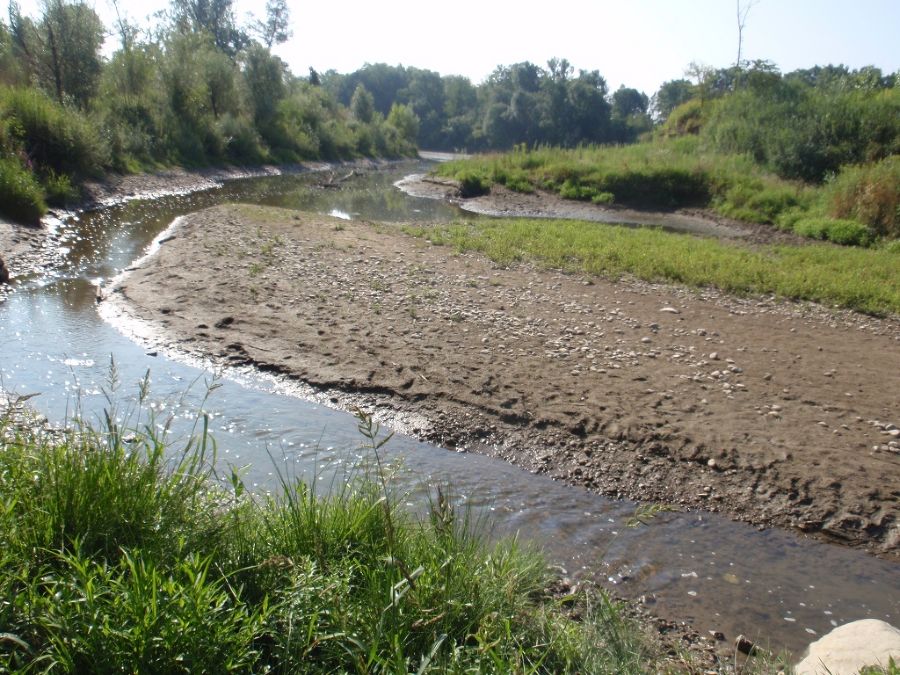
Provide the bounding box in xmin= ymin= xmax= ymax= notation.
xmin=0 ymin=387 xmax=662 ymax=673
xmin=405 ymin=218 xmax=900 ymax=316
xmin=792 ymin=217 xmax=873 ymax=247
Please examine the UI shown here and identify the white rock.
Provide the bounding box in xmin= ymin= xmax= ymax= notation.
xmin=659 ymin=307 xmax=680 ymax=314
xmin=794 ymin=619 xmax=900 ymax=675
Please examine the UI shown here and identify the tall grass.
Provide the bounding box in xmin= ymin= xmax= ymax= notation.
xmin=0 ymin=388 xmax=661 ymax=673
xmin=406 ymin=218 xmax=900 ymax=315
xmin=823 ymin=155 xmax=900 ymax=239
xmin=0 ymin=155 xmax=46 ymax=223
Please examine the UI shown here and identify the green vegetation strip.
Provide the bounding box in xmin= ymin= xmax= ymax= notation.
xmin=406 ymin=218 xmax=900 ymax=316
xmin=0 ymin=394 xmax=660 ymax=673
xmin=436 ymin=140 xmax=900 ymax=245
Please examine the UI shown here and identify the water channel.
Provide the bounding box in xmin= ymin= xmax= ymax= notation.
xmin=1 ymin=160 xmax=897 ymax=656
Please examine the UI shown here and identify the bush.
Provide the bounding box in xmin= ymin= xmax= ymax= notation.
xmin=0 ymin=86 xmax=108 ymax=178
xmin=42 ymin=170 xmax=78 ymax=207
xmin=793 ymin=217 xmax=872 ymax=246
xmin=0 ymin=156 xmax=46 ymax=223
xmin=599 ymin=168 xmax=709 ymax=208
xmin=717 ymin=181 xmax=804 ymax=224
xmin=218 ymin=113 xmax=267 ymax=164
xmin=824 ymin=156 xmax=900 ymax=239
xmin=456 ymin=169 xmax=491 ymax=197
xmin=658 ymin=98 xmax=705 ymax=137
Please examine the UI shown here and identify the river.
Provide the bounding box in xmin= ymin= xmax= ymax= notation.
xmin=1 ymin=160 xmax=897 ymax=655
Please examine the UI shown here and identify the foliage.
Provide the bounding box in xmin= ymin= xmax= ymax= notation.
xmin=437 ymin=137 xmax=899 ymax=244
xmin=0 ymin=84 xmax=107 ymax=177
xmin=349 ymin=83 xmax=375 ymax=123
xmin=0 ymin=393 xmax=662 ymax=673
xmin=702 ymin=72 xmax=900 ymax=182
xmin=823 ymin=155 xmax=900 ymax=239
xmin=0 ymin=155 xmax=46 ymax=223
xmin=791 ymin=217 xmax=873 ymax=247
xmin=8 ymin=0 xmax=105 ymax=108
xmin=651 ymin=78 xmax=694 ymax=121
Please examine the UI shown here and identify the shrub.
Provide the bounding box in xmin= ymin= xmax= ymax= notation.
xmin=456 ymin=169 xmax=491 ymax=197
xmin=793 ymin=217 xmax=872 ymax=246
xmin=42 ymin=170 xmax=79 ymax=207
xmin=658 ymin=98 xmax=705 ymax=137
xmin=824 ymin=156 xmax=900 ymax=239
xmin=0 ymin=156 xmax=46 ymax=223
xmin=218 ymin=113 xmax=267 ymax=164
xmin=599 ymin=168 xmax=709 ymax=208
xmin=0 ymin=86 xmax=108 ymax=178
xmin=717 ymin=181 xmax=803 ymax=223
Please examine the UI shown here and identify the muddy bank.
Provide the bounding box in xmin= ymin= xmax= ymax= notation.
xmin=107 ymin=203 xmax=900 ymax=559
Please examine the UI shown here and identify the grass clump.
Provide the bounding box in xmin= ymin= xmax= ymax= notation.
xmin=0 ymin=388 xmax=661 ymax=673
xmin=791 ymin=217 xmax=873 ymax=247
xmin=455 ymin=168 xmax=492 ymax=198
xmin=0 ymin=155 xmax=46 ymax=223
xmin=405 ymin=217 xmax=900 ymax=315
xmin=823 ymin=155 xmax=900 ymax=240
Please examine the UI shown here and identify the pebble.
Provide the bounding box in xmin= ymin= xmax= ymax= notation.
xmin=660 ymin=307 xmax=680 ymax=314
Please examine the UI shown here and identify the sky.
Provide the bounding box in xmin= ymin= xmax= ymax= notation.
xmin=13 ymin=0 xmax=900 ymax=95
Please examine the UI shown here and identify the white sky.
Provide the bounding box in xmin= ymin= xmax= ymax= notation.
xmin=13 ymin=0 xmax=900 ymax=95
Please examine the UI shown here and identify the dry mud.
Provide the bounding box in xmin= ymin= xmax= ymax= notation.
xmin=108 ymin=203 xmax=900 ymax=559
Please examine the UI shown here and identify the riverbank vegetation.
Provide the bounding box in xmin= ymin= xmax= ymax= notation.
xmin=433 ymin=62 xmax=899 ymax=247
xmin=0 ymin=391 xmax=672 ymax=673
xmin=0 ymin=0 xmax=418 ymax=224
xmin=406 ymin=218 xmax=900 ymax=315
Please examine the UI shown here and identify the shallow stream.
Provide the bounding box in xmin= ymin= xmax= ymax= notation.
xmin=1 ymin=161 xmax=896 ymax=655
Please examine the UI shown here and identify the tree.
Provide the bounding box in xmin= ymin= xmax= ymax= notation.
xmin=0 ymin=12 xmax=25 ymax=85
xmin=169 ymin=0 xmax=247 ymax=56
xmin=651 ymin=79 xmax=694 ymax=122
xmin=251 ymin=0 xmax=290 ymax=49
xmin=611 ymin=86 xmax=649 ymax=118
xmin=242 ymin=43 xmax=286 ymax=129
xmin=735 ymin=0 xmax=760 ymax=68
xmin=386 ymin=103 xmax=418 ymax=144
xmin=350 ymin=83 xmax=375 ymax=123
xmin=31 ymin=0 xmax=104 ymax=107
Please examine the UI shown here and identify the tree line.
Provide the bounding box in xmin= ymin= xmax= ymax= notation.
xmin=325 ymin=59 xmax=898 ymax=171
xmin=323 ymin=59 xmax=654 ymax=152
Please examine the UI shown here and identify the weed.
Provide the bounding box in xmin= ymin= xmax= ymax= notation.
xmin=0 ymin=385 xmax=665 ymax=672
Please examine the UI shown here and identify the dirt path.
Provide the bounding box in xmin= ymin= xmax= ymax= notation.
xmin=106 ymin=203 xmax=900 ymax=559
